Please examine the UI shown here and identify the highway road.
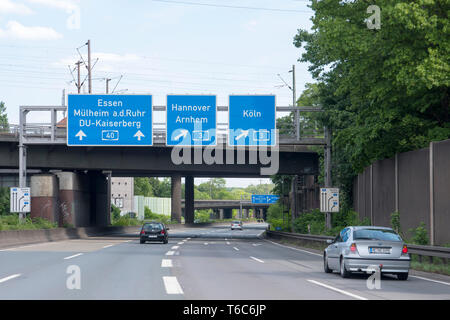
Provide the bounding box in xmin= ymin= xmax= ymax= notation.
xmin=0 ymin=223 xmax=449 ymax=300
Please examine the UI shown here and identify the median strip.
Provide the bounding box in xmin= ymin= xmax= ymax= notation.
xmin=0 ymin=274 xmax=21 ymax=284
xmin=163 ymin=276 xmax=184 ymax=295
xmin=307 ymin=280 xmax=368 ymax=300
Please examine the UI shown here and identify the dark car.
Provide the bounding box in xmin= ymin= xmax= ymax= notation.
xmin=140 ymin=222 xmax=169 ymax=244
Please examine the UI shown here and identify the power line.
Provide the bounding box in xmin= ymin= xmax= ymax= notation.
xmin=152 ymin=0 xmax=312 ymax=13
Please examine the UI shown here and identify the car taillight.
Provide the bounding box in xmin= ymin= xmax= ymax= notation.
xmin=402 ymin=245 xmax=408 ymax=254
xmin=140 ymin=230 xmax=145 ymax=235
xmin=160 ymin=230 xmax=165 ymax=235
xmin=350 ymin=243 xmax=357 ymax=252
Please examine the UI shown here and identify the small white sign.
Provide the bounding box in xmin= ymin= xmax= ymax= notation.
xmin=10 ymin=187 xmax=31 ymax=213
xmin=320 ymin=188 xmax=339 ymax=213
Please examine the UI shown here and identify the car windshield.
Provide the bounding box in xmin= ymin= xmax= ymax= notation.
xmin=143 ymin=223 xmax=163 ymax=231
xmin=353 ymin=229 xmax=402 ymax=241
xmin=232 ymin=221 xmax=241 ymax=224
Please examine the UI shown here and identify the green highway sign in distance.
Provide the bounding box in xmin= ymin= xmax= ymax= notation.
xmin=67 ymin=94 xmax=152 ymax=146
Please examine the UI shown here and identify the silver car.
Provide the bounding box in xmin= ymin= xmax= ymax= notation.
xmin=323 ymin=226 xmax=410 ymax=280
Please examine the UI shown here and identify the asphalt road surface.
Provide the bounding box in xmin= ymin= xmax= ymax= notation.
xmin=0 ymin=223 xmax=449 ymax=300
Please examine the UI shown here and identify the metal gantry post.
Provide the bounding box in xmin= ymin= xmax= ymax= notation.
xmin=324 ymin=126 xmax=332 ymax=229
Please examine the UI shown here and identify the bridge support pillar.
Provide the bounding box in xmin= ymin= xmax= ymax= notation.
xmin=30 ymin=174 xmax=59 ymax=225
xmin=219 ymin=209 xmax=224 ymax=220
xmin=171 ymin=174 xmax=182 ymax=223
xmin=224 ymin=208 xmax=233 ymax=219
xmin=88 ymin=171 xmax=110 ymax=227
xmin=185 ymin=175 xmax=194 ymax=224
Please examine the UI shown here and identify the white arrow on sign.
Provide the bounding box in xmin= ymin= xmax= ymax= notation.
xmin=134 ymin=130 xmax=145 ymax=141
xmin=174 ymin=129 xmax=188 ymax=141
xmin=75 ymin=130 xmax=86 ymax=141
xmin=235 ymin=130 xmax=249 ymax=140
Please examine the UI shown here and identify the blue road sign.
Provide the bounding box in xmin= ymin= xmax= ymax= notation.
xmin=251 ymin=195 xmax=280 ymax=204
xmin=166 ymin=95 xmax=216 ymax=146
xmin=67 ymin=94 xmax=152 ymax=146
xmin=228 ymin=95 xmax=276 ymax=146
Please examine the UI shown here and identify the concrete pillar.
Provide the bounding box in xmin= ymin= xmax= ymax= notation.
xmin=30 ymin=174 xmax=59 ymax=225
xmin=219 ymin=209 xmax=224 ymax=220
xmin=171 ymin=174 xmax=182 ymax=223
xmin=224 ymin=208 xmax=233 ymax=219
xmin=56 ymin=171 xmax=90 ymax=227
xmin=89 ymin=171 xmax=110 ymax=227
xmin=185 ymin=176 xmax=194 ymax=224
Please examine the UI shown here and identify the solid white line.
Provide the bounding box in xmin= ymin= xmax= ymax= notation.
xmin=163 ymin=276 xmax=184 ymax=294
xmin=411 ymin=275 xmax=450 ymax=286
xmin=0 ymin=274 xmax=21 ymax=284
xmin=64 ymin=253 xmax=83 ymax=260
xmin=233 ymin=247 xmax=239 ymax=251
xmin=102 ymin=244 xmax=114 ymax=249
xmin=307 ymin=280 xmax=368 ymax=300
xmin=265 ymin=239 xmax=322 ymax=257
xmin=166 ymin=251 xmax=175 ymax=256
xmin=161 ymin=259 xmax=173 ymax=268
xmin=171 ymin=246 xmax=179 ymax=250
xmin=250 ymin=256 xmax=264 ymax=263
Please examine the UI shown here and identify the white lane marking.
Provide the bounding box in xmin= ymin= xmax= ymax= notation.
xmin=64 ymin=253 xmax=83 ymax=260
xmin=102 ymin=244 xmax=114 ymax=249
xmin=0 ymin=274 xmax=21 ymax=284
xmin=250 ymin=256 xmax=264 ymax=263
xmin=204 ymin=242 xmax=208 ymax=245
xmin=265 ymin=239 xmax=322 ymax=257
xmin=233 ymin=247 xmax=239 ymax=251
xmin=166 ymin=251 xmax=175 ymax=256
xmin=307 ymin=280 xmax=368 ymax=300
xmin=226 ymin=241 xmax=230 ymax=245
xmin=163 ymin=276 xmax=184 ymax=295
xmin=411 ymin=276 xmax=450 ymax=286
xmin=161 ymin=259 xmax=173 ymax=268
xmin=177 ymin=242 xmax=184 ymax=245
xmin=171 ymin=246 xmax=179 ymax=250
xmin=253 ymin=243 xmax=262 ymax=247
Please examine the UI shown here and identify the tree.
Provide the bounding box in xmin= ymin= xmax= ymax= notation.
xmin=0 ymin=101 xmax=8 ymax=130
xmin=293 ymin=0 xmax=450 ymax=207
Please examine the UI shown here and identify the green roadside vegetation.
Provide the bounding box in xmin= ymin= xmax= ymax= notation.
xmin=0 ymin=214 xmax=57 ymax=231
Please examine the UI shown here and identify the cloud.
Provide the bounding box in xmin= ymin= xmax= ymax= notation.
xmin=0 ymin=20 xmax=63 ymax=40
xmin=27 ymin=0 xmax=78 ymax=12
xmin=0 ymin=0 xmax=33 ymax=15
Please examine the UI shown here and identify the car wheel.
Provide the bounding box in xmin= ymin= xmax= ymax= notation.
xmin=397 ymin=273 xmax=408 ymax=281
xmin=163 ymin=239 xmax=168 ymax=244
xmin=140 ymin=240 xmax=145 ymax=244
xmin=324 ymin=254 xmax=332 ymax=273
xmin=340 ymin=257 xmax=351 ymax=278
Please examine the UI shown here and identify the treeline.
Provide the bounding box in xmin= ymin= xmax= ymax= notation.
xmin=287 ymin=0 xmax=449 ymax=208
xmin=134 ymin=177 xmax=274 ymax=200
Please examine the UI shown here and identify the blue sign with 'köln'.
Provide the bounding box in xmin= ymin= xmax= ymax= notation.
xmin=228 ymin=95 xmax=276 ymax=146
xmin=67 ymin=94 xmax=152 ymax=146
xmin=166 ymin=95 xmax=217 ymax=146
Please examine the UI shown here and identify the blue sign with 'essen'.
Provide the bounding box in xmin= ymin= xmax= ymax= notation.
xmin=67 ymin=94 xmax=152 ymax=146
xmin=251 ymin=195 xmax=280 ymax=204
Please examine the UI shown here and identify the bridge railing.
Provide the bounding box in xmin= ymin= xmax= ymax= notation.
xmin=7 ymin=105 xmax=326 ymax=146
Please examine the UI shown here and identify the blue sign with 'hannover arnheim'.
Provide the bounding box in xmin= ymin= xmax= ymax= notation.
xmin=67 ymin=94 xmax=152 ymax=146
xmin=166 ymin=95 xmax=217 ymax=146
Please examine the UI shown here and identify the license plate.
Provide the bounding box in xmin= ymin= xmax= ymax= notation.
xmin=369 ymin=247 xmax=390 ymax=254
xmin=147 ymin=235 xmax=157 ymax=238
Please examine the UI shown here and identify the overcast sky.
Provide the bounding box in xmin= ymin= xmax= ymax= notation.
xmin=0 ymin=0 xmax=314 ymax=188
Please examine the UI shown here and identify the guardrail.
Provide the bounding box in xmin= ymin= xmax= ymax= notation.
xmin=266 ymin=230 xmax=450 ymax=263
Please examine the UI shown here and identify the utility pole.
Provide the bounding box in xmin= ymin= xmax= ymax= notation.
xmin=75 ymin=61 xmax=82 ymax=93
xmin=87 ymin=40 xmax=92 ymax=94
xmin=291 ymin=65 xmax=299 ymax=140
xmin=106 ymin=78 xmax=111 ymax=94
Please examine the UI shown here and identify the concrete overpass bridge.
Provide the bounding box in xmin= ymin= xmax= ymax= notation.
xmin=181 ymin=199 xmax=272 ymax=220
xmin=0 ymin=105 xmax=324 ymax=227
